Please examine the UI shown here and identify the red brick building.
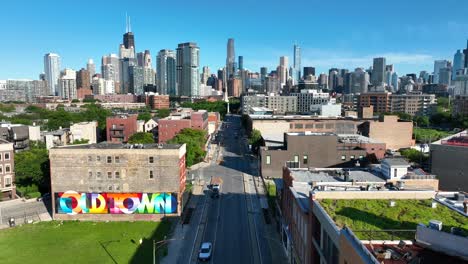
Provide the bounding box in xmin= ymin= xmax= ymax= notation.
xmin=106 ymin=114 xmax=138 ymax=143
xmin=149 ymin=94 xmax=170 ymax=109
xmin=77 ymin=88 xmax=93 ymax=99
xmin=158 ymin=110 xmax=209 ymax=143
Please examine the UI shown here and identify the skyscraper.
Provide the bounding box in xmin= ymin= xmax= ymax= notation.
xmin=303 ymin=67 xmax=315 ymax=78
xmin=76 ymin=68 xmax=91 ymax=89
xmin=44 ymin=53 xmax=61 ymax=95
xmin=453 ymin=50 xmax=465 ymax=80
xmin=176 ymin=42 xmax=200 ymax=97
xmin=279 ymin=56 xmax=289 ymax=87
xmin=102 ymin=54 xmax=120 ymax=82
xmin=226 ymin=38 xmax=236 ymax=78
xmin=238 ymin=56 xmax=244 ymax=71
xmin=59 ymin=69 xmax=77 ymax=99
xmin=391 ymin=72 xmax=399 ymax=92
xmin=87 ymin=59 xmax=95 ymax=79
xmin=371 ymin=57 xmax=386 ymax=87
xmin=463 ymin=40 xmax=468 ymax=68
xmin=123 ymin=16 xmax=135 ymax=50
xmin=433 ymin=60 xmax=449 ymax=84
xmin=260 ymin=67 xmax=268 ymax=81
xmin=156 ymin=49 xmax=176 ymax=96
xmin=293 ymin=44 xmax=301 ymax=83
xmin=201 ymin=66 xmax=210 ymax=85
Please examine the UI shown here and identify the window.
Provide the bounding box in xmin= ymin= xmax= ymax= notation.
xmin=303 ymin=155 xmax=308 ymax=165
xmin=149 ymin=170 xmax=154 ymax=179
xmin=96 ymin=156 xmax=101 ymax=162
xmin=0 ymin=153 xmax=2 ymax=161
xmin=305 ymin=124 xmax=314 ymax=129
xmin=5 ymin=165 xmax=10 ymax=173
xmin=341 ymin=155 xmax=346 ymax=161
xmin=4 ymin=152 xmax=10 ymax=160
xmin=0 ymin=165 xmax=2 ymax=174
xmin=107 ymin=156 xmax=112 ymax=163
xmin=266 ymin=155 xmax=271 ymax=165
xmin=115 ymin=185 xmax=120 ymax=191
xmin=96 ymin=172 xmax=101 ymax=178
xmin=359 ymin=155 xmax=364 ymax=160
xmin=115 ymin=156 xmax=120 ymax=163
xmin=115 ymin=171 xmax=120 ymax=179
xmin=394 ymin=168 xmax=397 ymax=178
xmin=98 ymin=186 xmax=102 ymax=191
xmin=88 ymin=156 xmax=92 ymax=162
xmin=108 ymin=186 xmax=113 ymax=191
xmin=294 ymin=124 xmax=303 ymax=129
xmin=88 ymin=171 xmax=93 ymax=177
xmin=149 ymin=157 xmax=154 ymax=163
xmin=350 ymin=155 xmax=355 ymax=160
xmin=107 ymin=172 xmax=112 ymax=179
xmin=5 ymin=177 xmax=11 ymax=187
xmin=294 ymin=155 xmax=299 ymax=163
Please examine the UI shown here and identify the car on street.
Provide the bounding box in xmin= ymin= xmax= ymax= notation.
xmin=198 ymin=242 xmax=212 ymax=261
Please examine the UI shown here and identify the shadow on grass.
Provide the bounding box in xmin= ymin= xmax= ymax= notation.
xmin=127 ymin=216 xmax=177 ymax=264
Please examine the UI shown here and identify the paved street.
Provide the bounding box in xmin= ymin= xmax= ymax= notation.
xmin=163 ymin=114 xmax=286 ymax=264
xmin=0 ymin=198 xmax=51 ymax=228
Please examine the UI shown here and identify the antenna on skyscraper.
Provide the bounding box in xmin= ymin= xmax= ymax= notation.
xmin=125 ymin=12 xmax=129 ymax=33
xmin=128 ymin=16 xmax=132 ymax=32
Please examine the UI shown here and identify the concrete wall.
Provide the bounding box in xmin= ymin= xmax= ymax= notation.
xmin=70 ymin=121 xmax=97 ymax=144
xmin=312 ymin=190 xmax=435 ymax=200
xmin=430 ymin=143 xmax=468 ymax=191
xmin=416 ymin=225 xmax=468 ymax=260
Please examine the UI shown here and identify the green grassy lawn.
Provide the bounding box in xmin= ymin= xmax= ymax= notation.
xmin=0 ymin=220 xmax=171 ymax=264
xmin=413 ymin=128 xmax=451 ymax=143
xmin=320 ymin=199 xmax=468 ymax=240
xmin=266 ymin=181 xmax=277 ymax=213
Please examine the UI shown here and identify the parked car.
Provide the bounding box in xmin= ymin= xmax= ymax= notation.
xmin=198 ymin=242 xmax=212 ymax=261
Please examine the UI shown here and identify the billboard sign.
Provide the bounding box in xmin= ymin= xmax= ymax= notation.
xmin=55 ymin=191 xmax=177 ymax=215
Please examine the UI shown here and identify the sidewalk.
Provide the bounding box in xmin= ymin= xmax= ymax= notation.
xmin=161 ymin=185 xmax=204 ymax=264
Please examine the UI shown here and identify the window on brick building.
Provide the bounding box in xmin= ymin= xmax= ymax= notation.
xmin=115 ymin=156 xmax=120 ymax=163
xmin=0 ymin=165 xmax=2 ymax=174
xmin=4 ymin=152 xmax=10 ymax=160
xmin=107 ymin=172 xmax=112 ymax=179
xmin=149 ymin=157 xmax=154 ymax=163
xmin=89 ymin=171 xmax=93 ymax=178
xmin=303 ymin=155 xmax=308 ymax=164
xmin=115 ymin=171 xmax=120 ymax=178
xmin=149 ymin=170 xmax=154 ymax=179
xmin=96 ymin=156 xmax=101 ymax=162
xmin=88 ymin=156 xmax=92 ymax=162
xmin=341 ymin=155 xmax=346 ymax=161
xmin=107 ymin=156 xmax=112 ymax=163
xmin=266 ymin=155 xmax=271 ymax=165
xmin=5 ymin=165 xmax=10 ymax=173
xmin=96 ymin=172 xmax=101 ymax=178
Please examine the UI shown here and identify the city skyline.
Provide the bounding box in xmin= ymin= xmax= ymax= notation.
xmin=1 ymin=0 xmax=468 ymax=79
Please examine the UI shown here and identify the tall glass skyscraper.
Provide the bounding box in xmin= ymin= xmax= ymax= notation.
xmin=226 ymin=38 xmax=236 ymax=78
xmin=453 ymin=50 xmax=465 ymax=80
xmin=433 ymin=60 xmax=449 ymax=84
xmin=293 ymin=44 xmax=301 ymax=84
xmin=157 ymin=49 xmax=177 ymax=96
xmin=176 ymin=43 xmax=200 ymax=97
xmin=371 ymin=57 xmax=386 ymax=87
xmin=44 ymin=53 xmax=61 ymax=95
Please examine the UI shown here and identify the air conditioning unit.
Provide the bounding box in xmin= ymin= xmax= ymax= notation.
xmin=428 ymin=220 xmax=442 ymax=231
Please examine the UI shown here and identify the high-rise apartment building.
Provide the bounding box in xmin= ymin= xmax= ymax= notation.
xmin=102 ymin=54 xmax=120 ymax=87
xmin=346 ymin=68 xmax=369 ymax=94
xmin=120 ymin=58 xmax=136 ymax=94
xmin=279 ymin=56 xmax=289 ymax=87
xmin=201 ymin=66 xmax=210 ymax=85
xmin=463 ymin=40 xmax=468 ymax=68
xmin=226 ymin=38 xmax=236 ymax=78
xmin=176 ymin=42 xmax=200 ymax=97
xmin=44 ymin=53 xmax=61 ymax=95
xmin=59 ymin=69 xmax=77 ymax=100
xmin=129 ymin=66 xmax=145 ymax=95
xmin=156 ymin=49 xmax=177 ymax=96
xmin=136 ymin=50 xmax=152 ymax=68
xmin=371 ymin=57 xmax=386 ymax=87
xmin=76 ymin=68 xmax=91 ymax=90
xmin=238 ymin=56 xmax=244 ymax=71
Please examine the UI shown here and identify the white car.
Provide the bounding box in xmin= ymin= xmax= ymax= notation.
xmin=198 ymin=242 xmax=212 ymax=261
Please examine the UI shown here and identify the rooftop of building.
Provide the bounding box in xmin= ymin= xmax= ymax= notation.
xmin=250 ymin=106 xmax=273 ymax=112
xmin=432 ymin=130 xmax=468 ymax=147
xmin=382 ymin=158 xmax=410 ymax=166
xmin=52 ymin=142 xmax=182 ymax=150
xmin=435 ymin=192 xmax=468 ymax=216
xmin=319 ymin=199 xmax=468 ymax=240
xmin=249 ymin=114 xmax=357 ymax=120
xmin=290 ymin=168 xmax=386 ymax=186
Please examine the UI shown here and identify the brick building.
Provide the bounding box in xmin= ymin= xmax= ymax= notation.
xmin=149 ymin=94 xmax=170 ymax=109
xmin=77 ymin=88 xmax=93 ymax=99
xmin=358 ymin=115 xmax=414 ymax=150
xmin=86 ymin=94 xmax=137 ymax=103
xmin=452 ymin=95 xmax=468 ymax=117
xmin=50 ymin=143 xmax=186 ymax=221
xmin=158 ymin=110 xmax=208 ymax=143
xmin=358 ymin=92 xmax=390 ymax=114
xmin=106 ymin=115 xmax=138 ymax=143
xmin=260 ymin=132 xmax=371 ymax=178
xmin=0 ymin=139 xmax=15 ymax=199
xmin=207 ymin=112 xmax=220 ymax=135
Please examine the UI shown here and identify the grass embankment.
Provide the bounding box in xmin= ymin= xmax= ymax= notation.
xmin=320 ymin=199 xmax=468 ymax=240
xmin=0 ymin=220 xmax=171 ymax=264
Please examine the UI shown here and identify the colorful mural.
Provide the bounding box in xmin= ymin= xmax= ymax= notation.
xmin=55 ymin=191 xmax=177 ymax=215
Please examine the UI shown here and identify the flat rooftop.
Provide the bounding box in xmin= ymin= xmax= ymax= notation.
xmin=291 ymin=168 xmax=386 ymax=184
xmin=53 ymin=142 xmax=183 ymax=150
xmin=319 ymin=199 xmax=468 ymax=240
xmin=431 ymin=130 xmax=467 ymax=146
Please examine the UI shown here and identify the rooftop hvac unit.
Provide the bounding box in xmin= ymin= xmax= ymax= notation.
xmin=428 ymin=220 xmax=442 ymax=231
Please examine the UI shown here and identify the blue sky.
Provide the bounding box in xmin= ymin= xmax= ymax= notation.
xmin=1 ymin=0 xmax=468 ymax=79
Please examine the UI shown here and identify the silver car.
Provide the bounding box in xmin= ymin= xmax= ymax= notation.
xmin=198 ymin=242 xmax=212 ymax=261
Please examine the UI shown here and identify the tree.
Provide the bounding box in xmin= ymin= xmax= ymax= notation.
xmin=128 ymin=132 xmax=155 ymax=144
xmin=71 ymin=99 xmax=80 ymax=103
xmin=138 ymin=111 xmax=152 ymax=122
xmin=71 ymin=139 xmax=89 ymax=145
xmin=400 ymin=148 xmax=428 ymax=164
xmin=168 ymin=128 xmax=207 ymax=167
xmin=413 ymin=116 xmax=429 ymax=127
xmin=157 ymin=109 xmax=170 ymax=118
xmin=14 ymin=141 xmax=50 ymax=193
xmin=248 ymin=129 xmax=264 ymax=154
